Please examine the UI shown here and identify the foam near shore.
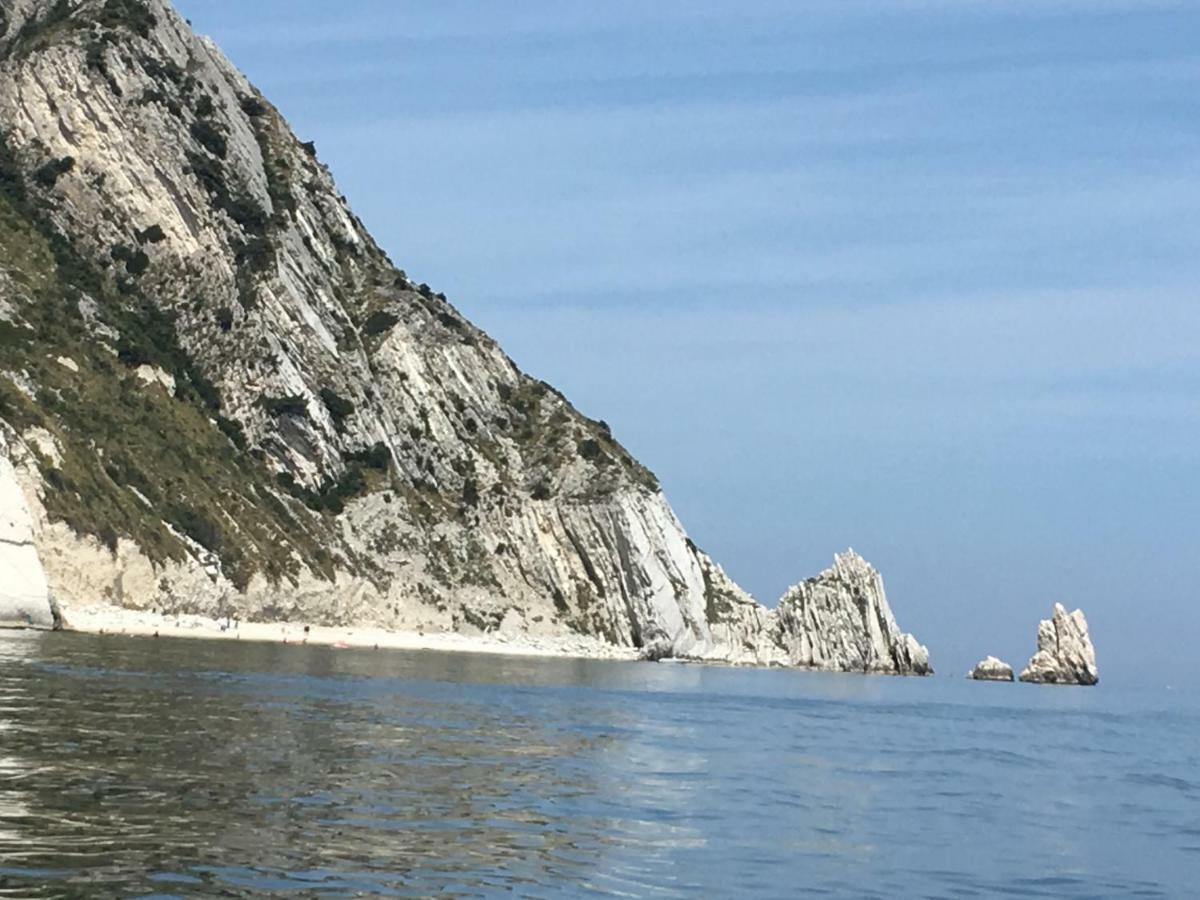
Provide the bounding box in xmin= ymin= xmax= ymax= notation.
xmin=60 ymin=604 xmax=640 ymax=661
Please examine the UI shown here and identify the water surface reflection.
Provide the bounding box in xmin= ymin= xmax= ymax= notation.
xmin=0 ymin=632 xmax=1196 ymax=897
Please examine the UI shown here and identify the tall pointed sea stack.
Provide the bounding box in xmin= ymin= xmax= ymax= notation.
xmin=1019 ymin=603 xmax=1098 ymax=685
xmin=771 ymin=550 xmax=931 ymax=675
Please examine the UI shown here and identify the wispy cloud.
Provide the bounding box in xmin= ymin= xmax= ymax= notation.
xmin=194 ymin=0 xmax=1195 ymax=49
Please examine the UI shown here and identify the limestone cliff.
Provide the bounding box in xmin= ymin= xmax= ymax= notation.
xmin=0 ymin=0 xmax=931 ymax=671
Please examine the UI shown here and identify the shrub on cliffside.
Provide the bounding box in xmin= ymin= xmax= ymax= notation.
xmin=320 ymin=388 xmax=354 ymax=428
xmin=261 ymin=395 xmax=308 ymax=418
xmin=33 ymin=155 xmax=73 ymax=188
xmin=97 ymin=0 xmax=157 ymax=38
xmin=363 ymin=310 xmax=399 ymax=336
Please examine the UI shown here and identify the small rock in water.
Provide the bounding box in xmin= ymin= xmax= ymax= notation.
xmin=969 ymin=656 xmax=1014 ymax=681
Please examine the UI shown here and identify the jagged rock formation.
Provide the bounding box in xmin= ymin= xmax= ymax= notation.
xmin=0 ymin=429 xmax=55 ymax=627
xmin=1019 ymin=603 xmax=1098 ymax=686
xmin=771 ymin=550 xmax=931 ymax=674
xmin=0 ymin=1 xmax=931 ymax=671
xmin=969 ymin=656 xmax=1013 ymax=682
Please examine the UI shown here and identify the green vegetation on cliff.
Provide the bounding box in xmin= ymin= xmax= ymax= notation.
xmin=0 ymin=128 xmax=339 ymax=588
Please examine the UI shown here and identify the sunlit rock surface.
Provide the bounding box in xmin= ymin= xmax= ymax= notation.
xmin=0 ymin=431 xmax=54 ymax=628
xmin=1019 ymin=603 xmax=1098 ymax=686
xmin=771 ymin=550 xmax=931 ymax=675
xmin=969 ymin=656 xmax=1014 ymax=682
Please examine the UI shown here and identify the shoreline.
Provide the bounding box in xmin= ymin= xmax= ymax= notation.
xmin=56 ymin=604 xmax=641 ymax=662
xmin=13 ymin=606 xmax=942 ymax=677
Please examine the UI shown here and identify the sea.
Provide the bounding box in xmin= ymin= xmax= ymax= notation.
xmin=0 ymin=630 xmax=1196 ymax=898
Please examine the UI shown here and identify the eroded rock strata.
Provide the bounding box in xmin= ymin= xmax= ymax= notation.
xmin=772 ymin=550 xmax=931 ymax=674
xmin=0 ymin=0 xmax=930 ymax=671
xmin=1019 ymin=604 xmax=1098 ymax=686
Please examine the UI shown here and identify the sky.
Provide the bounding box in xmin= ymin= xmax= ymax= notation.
xmin=175 ymin=0 xmax=1199 ymax=685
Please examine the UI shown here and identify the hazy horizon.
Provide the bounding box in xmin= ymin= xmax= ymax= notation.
xmin=174 ymin=0 xmax=1199 ymax=685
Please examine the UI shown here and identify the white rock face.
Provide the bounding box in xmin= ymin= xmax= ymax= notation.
xmin=771 ymin=550 xmax=931 ymax=675
xmin=0 ymin=432 xmax=55 ymax=628
xmin=969 ymin=655 xmax=1014 ymax=682
xmin=1019 ymin=603 xmax=1098 ymax=685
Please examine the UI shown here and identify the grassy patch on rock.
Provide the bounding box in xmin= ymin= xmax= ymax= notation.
xmin=0 ymin=163 xmax=337 ymax=588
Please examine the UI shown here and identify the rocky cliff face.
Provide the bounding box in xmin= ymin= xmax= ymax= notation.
xmin=771 ymin=550 xmax=931 ymax=674
xmin=0 ymin=0 xmax=931 ymax=671
xmin=1019 ymin=603 xmax=1098 ymax=686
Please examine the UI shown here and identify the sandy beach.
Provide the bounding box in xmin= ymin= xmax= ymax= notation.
xmin=60 ymin=604 xmax=641 ymax=662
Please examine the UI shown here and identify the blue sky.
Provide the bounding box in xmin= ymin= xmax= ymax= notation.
xmin=176 ymin=0 xmax=1199 ymax=683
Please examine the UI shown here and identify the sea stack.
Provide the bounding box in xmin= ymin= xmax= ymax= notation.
xmin=1019 ymin=603 xmax=1098 ymax=686
xmin=969 ymin=656 xmax=1014 ymax=682
xmin=771 ymin=550 xmax=932 ymax=675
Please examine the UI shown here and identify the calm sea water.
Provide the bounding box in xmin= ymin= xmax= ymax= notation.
xmin=0 ymin=631 xmax=1196 ymax=898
